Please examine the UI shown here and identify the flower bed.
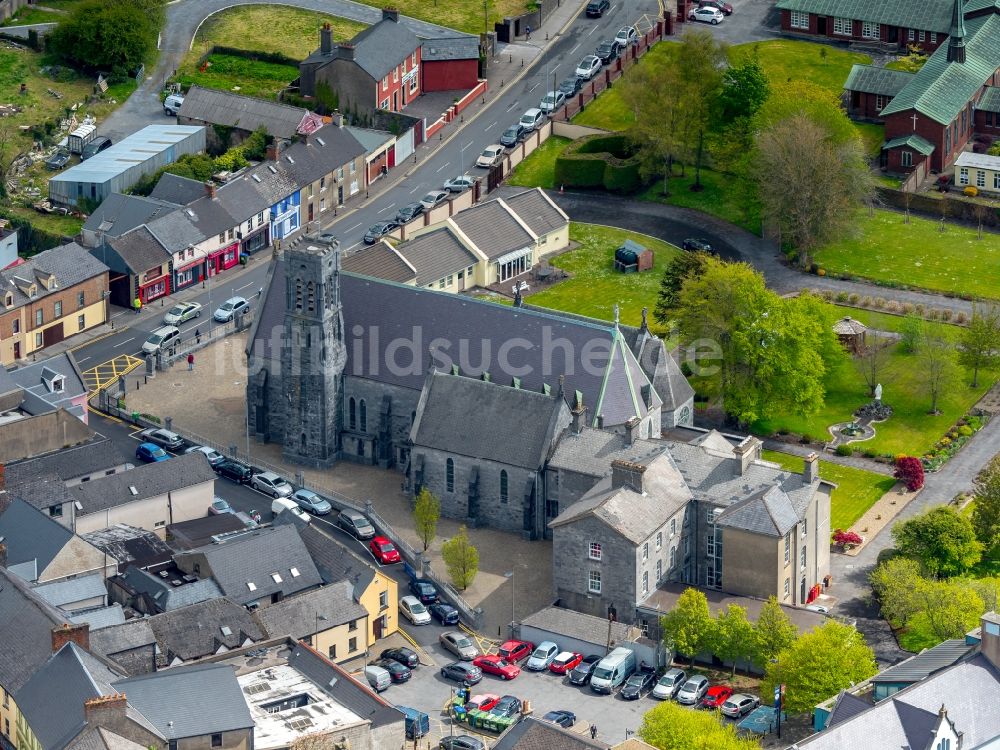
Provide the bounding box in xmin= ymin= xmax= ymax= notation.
xmin=921 ymin=413 xmax=986 ymax=471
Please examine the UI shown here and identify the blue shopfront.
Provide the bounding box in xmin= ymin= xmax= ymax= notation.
xmin=271 ymin=192 xmax=300 ymax=241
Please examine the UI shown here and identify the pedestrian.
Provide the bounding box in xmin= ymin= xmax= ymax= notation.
xmin=258 ymin=286 xmax=263 ymax=298
xmin=525 ymin=24 xmax=531 ymax=40
xmin=187 ymin=353 xmax=194 ymax=371
xmin=590 ymin=725 xmax=598 ymax=740
xmin=133 ymin=297 xmax=141 ymax=315
xmin=195 ymin=328 xmax=201 ymax=344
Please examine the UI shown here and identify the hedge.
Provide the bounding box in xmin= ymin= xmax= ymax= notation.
xmin=554 ymin=133 xmax=643 ymax=193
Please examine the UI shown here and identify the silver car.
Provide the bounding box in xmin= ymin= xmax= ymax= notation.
xmin=251 ymin=471 xmax=293 ymax=498
xmin=440 ymin=631 xmax=478 ymax=660
xmin=651 ymin=667 xmax=686 ymax=700
xmin=292 ymin=489 xmax=332 ymax=515
xmin=676 ymin=674 xmax=710 ymax=705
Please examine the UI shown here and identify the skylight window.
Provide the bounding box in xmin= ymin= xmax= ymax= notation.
xmin=290 ymin=567 xmax=300 ymax=577
xmin=247 ymin=582 xmax=257 ymax=591
xmin=271 ymin=573 xmax=283 ymax=583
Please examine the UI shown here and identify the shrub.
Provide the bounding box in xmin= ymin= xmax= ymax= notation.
xmin=835 ymin=444 xmax=854 ymax=456
xmin=847 ymin=293 xmax=859 ymax=304
xmin=928 ymin=308 xmax=941 ymax=320
xmin=860 ymin=295 xmax=873 ymax=307
xmin=554 ymin=133 xmax=643 ymax=192
xmin=964 ymin=186 xmax=979 ymax=197
xmin=835 ymin=291 xmax=849 ymax=303
xmin=894 ymin=455 xmax=925 ymax=491
xmin=809 ymin=263 xmax=819 ymax=274
xmin=833 ymin=529 xmax=864 ymax=548
xmin=941 ymin=308 xmax=953 ymax=321
xmin=958 ymin=425 xmax=973 ymax=437
xmin=862 ymin=449 xmax=878 ymax=459
xmin=817 ymin=268 xmax=826 ymax=276
xmin=901 ymin=302 xmax=915 ymax=314
xmin=886 ymin=300 xmax=901 ymax=313
xmin=914 ymin=303 xmax=925 ymax=316
xmin=874 ymin=297 xmax=886 ymax=309
xmin=955 ymin=311 xmax=968 ymax=324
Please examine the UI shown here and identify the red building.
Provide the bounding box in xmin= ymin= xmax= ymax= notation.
xmin=421 ymin=36 xmax=482 ymax=92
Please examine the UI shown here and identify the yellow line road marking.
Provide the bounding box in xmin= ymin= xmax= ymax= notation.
xmin=82 ymin=355 xmax=144 ymax=396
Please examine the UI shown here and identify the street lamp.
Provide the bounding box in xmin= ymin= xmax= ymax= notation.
xmin=504 ymin=570 xmax=515 ymax=638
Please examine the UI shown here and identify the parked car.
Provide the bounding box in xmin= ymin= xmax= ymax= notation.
xmin=215 ymin=459 xmax=253 ymax=484
xmin=519 ymin=108 xmax=546 ymax=131
xmin=721 ymin=693 xmax=761 ymax=718
xmin=81 ymin=136 xmax=112 ymax=160
xmin=443 ymin=174 xmax=475 ymax=192
xmin=250 ymin=471 xmax=293 ymax=498
xmin=490 ymin=695 xmax=522 ymax=719
xmin=700 ymin=685 xmax=734 ymax=710
xmin=596 ymin=39 xmax=622 ymax=64
xmin=430 ymin=602 xmax=460 ymax=625
xmin=805 ymin=604 xmax=830 ymax=614
xmin=682 ymin=237 xmax=713 ymax=252
xmin=365 ymin=665 xmax=391 ymax=692
xmin=163 ymin=301 xmax=202 ymax=325
xmin=500 ymin=124 xmax=528 ymax=148
xmin=141 ymin=325 xmax=181 ymax=355
xmin=135 ymin=442 xmax=170 ymax=463
xmin=440 ymin=631 xmax=478 ymax=660
xmin=699 ymin=0 xmax=734 ymax=15
xmin=465 ymin=694 xmax=500 ymax=712
xmin=567 ymin=654 xmax=602 ymax=685
xmin=272 ymin=498 xmax=311 ymax=524
xmin=381 ymin=647 xmax=420 ymax=668
xmin=364 ymin=220 xmax=400 ymax=244
xmin=475 ymin=145 xmax=505 ymax=168
xmin=615 ymin=25 xmax=640 ymax=46
xmin=540 ymin=710 xmax=575 ymax=728
xmin=374 ymin=658 xmax=412 ymax=683
xmin=558 ymin=76 xmax=584 ymax=97
xmin=409 ymin=578 xmax=439 ymax=604
xmin=396 ymin=202 xmax=424 ymax=223
xmin=420 ymin=190 xmax=450 ymax=210
xmin=472 ymin=655 xmax=520 ymax=680
xmin=369 ymin=536 xmax=401 ymax=564
xmin=689 ymin=5 xmax=724 ymax=23
xmin=586 ymin=0 xmax=610 ymax=16
xmin=291 ymin=489 xmax=332 ymax=515
xmin=208 ymin=497 xmax=234 ymax=515
xmin=575 ymin=55 xmax=602 ymax=80
xmin=439 ymin=736 xmax=484 ymax=750
xmin=45 ymin=149 xmax=71 ymax=170
xmin=620 ymin=670 xmax=656 ymax=700
xmin=651 ymin=667 xmax=687 ymax=699
xmin=213 ymin=296 xmax=248 ymax=322
xmin=549 ymin=652 xmax=583 ymax=675
xmin=525 ymin=641 xmax=560 ymax=671
xmin=338 ymin=509 xmax=376 ymax=539
xmin=498 ymin=640 xmax=534 ymax=664
xmin=539 ymin=90 xmax=566 ymax=114
xmin=140 ymin=428 xmax=184 ymax=451
xmin=399 ymin=595 xmax=432 ymax=625
xmin=163 ymin=93 xmax=185 ymax=115
xmin=676 ymin=675 xmax=711 ymax=705
xmin=440 ymin=661 xmax=482 ymax=685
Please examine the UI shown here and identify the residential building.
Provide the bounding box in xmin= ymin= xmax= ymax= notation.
xmin=89 ymin=619 xmax=159 ymax=677
xmin=0 ymin=244 xmax=109 ymax=364
xmin=0 ymin=354 xmax=90 ymax=422
xmin=954 ymin=150 xmax=1000 ymax=193
xmin=775 ymin=0 xmax=955 ymax=51
xmin=99 ymin=226 xmax=172 ymax=307
xmin=108 ymin=564 xmax=224 ymax=616
xmin=5 ymin=438 xmax=130 ymax=489
xmin=420 ymin=36 xmax=482 ymax=91
xmin=80 ymin=193 xmax=179 ymax=249
xmin=144 ymin=598 xmax=266 ymax=667
xmin=345 ymin=126 xmax=395 ymax=186
xmin=31 ymin=573 xmax=108 ymax=615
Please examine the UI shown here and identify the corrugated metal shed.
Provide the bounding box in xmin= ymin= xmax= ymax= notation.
xmin=49 ymin=125 xmax=206 ymax=207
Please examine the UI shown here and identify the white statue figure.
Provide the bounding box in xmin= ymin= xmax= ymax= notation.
xmin=875 ymin=383 xmax=883 ymax=402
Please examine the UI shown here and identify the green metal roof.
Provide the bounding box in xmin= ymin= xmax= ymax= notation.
xmin=775 ymin=0 xmax=955 ymax=33
xmin=977 ymin=86 xmax=1000 ymax=113
xmin=880 ymin=13 xmax=1000 ymax=124
xmin=844 ymin=64 xmax=916 ymax=96
xmin=963 ymin=0 xmax=1000 ymax=13
xmin=882 ymin=133 xmax=937 ymax=155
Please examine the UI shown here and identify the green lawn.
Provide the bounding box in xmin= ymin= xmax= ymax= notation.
xmin=828 ymin=305 xmax=963 ymax=341
xmin=639 ymin=169 xmax=762 ymax=235
xmin=174 ymin=54 xmax=300 ymax=100
xmin=0 ymin=5 xmax=63 ymax=25
xmin=761 ymin=450 xmax=896 ymax=531
xmin=508 ymin=136 xmax=571 ymax=190
xmin=524 ymin=223 xmax=680 ymax=329
xmin=814 ymin=209 xmax=1000 ymax=300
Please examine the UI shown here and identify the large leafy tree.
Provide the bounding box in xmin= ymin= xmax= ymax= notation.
xmin=711 ymin=604 xmax=755 ymax=677
xmin=653 ymin=250 xmax=712 ymax=325
xmin=892 ymin=506 xmax=983 ymax=578
xmin=412 ymin=487 xmax=440 ymax=551
xmin=639 ymin=701 xmax=759 ymax=750
xmin=675 ymin=29 xmax=728 ymax=190
xmin=972 ymin=456 xmax=1000 ymax=561
xmin=762 ymin=621 xmax=877 ymax=715
xmin=752 ymin=596 xmax=798 ymax=665
xmin=914 ymin=578 xmax=985 ymax=640
xmin=441 ymin=525 xmax=479 ymax=590
xmin=719 ymin=53 xmax=770 ymax=122
xmin=660 ymin=588 xmax=713 ymax=667
xmin=48 ymin=0 xmax=164 ymax=76
xmin=869 ymin=557 xmax=924 ymax=626
xmin=959 ymin=304 xmax=1000 ymax=387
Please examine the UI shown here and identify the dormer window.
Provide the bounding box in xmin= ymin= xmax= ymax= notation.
xmin=3 ymin=292 xmax=11 ymax=307
xmin=51 ymin=376 xmax=64 ymax=392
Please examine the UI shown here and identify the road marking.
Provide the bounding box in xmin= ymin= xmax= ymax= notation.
xmin=464 ymin=140 xmax=475 ymax=149
xmin=409 ymin=186 xmax=420 ymax=194
xmin=506 ymin=101 xmax=519 ymax=111
xmin=527 ymin=83 xmax=539 ymax=92
xmin=236 ymin=282 xmax=256 ymax=292
xmin=569 ymin=43 xmax=580 ymax=55
xmin=485 ymin=121 xmax=497 ymax=130
xmin=588 ymin=25 xmax=599 ymax=35
xmin=436 ymin=162 xmax=449 ymax=173
xmin=81 ymin=354 xmax=144 ymax=396
xmin=379 ymin=203 xmax=396 ymax=214
xmin=113 ymin=337 xmax=137 ymax=349
xmin=346 ymin=222 xmax=363 ymax=232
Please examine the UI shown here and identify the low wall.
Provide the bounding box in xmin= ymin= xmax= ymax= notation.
xmin=877 ymin=186 xmax=1000 ymax=229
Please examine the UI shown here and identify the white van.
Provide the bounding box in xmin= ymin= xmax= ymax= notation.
xmin=164 ymin=93 xmax=184 ymax=116
xmin=364 ymin=665 xmax=391 ymax=692
xmin=589 ymin=646 xmax=636 ymax=694
xmin=271 ymin=497 xmax=311 ymax=524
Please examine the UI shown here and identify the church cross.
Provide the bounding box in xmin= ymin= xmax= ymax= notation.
xmin=911 ymin=113 xmax=919 ymax=131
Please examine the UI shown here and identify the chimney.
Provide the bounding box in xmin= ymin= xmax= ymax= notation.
xmin=266 ymin=141 xmax=280 ymax=162
xmin=52 ymin=622 xmax=91 ymax=653
xmin=382 ymin=7 xmax=400 ymax=22
xmin=732 ymin=436 xmax=761 ymax=477
xmin=338 ymin=43 xmax=356 ymax=61
xmin=624 ymin=416 xmax=642 ymax=446
xmin=204 ymin=180 xmax=216 ymax=200
xmin=570 ymin=391 xmax=586 ymax=435
xmin=803 ymin=452 xmax=820 ymax=484
xmin=0 ymin=541 xmax=7 ymax=569
xmin=980 ymin=612 xmax=1000 ymax=669
xmin=611 ymin=459 xmax=646 ymax=493
xmin=332 ymin=110 xmax=344 ymax=128
xmin=320 ymin=22 xmax=333 ymax=55
xmin=84 ymin=694 xmax=128 ymax=728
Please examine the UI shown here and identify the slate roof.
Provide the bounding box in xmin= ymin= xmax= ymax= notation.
xmin=69 ymin=604 xmax=127 ymax=631
xmin=872 ymin=639 xmax=975 ymax=684
xmin=633 ymin=332 xmax=693 ymax=413
xmin=344 ymin=125 xmax=394 ymax=153
xmin=882 ymin=133 xmax=937 ymax=155
xmin=825 ymin=690 xmax=873 ymax=728
xmin=6 ymin=438 xmax=128 ymax=485
xmin=7 ymin=352 xmax=88 ymax=416
xmin=7 ymin=473 xmax=75 ymax=513
xmin=254 ymin=580 xmax=368 ymax=639
xmin=113 ymin=662 xmax=255 ymax=740
xmin=104 ymin=226 xmax=170 ymax=274
xmin=774 ymin=0 xmax=956 ymax=32
xmin=297 ymin=524 xmax=377 ymax=595
xmin=80 ymin=525 xmax=173 ymax=570
xmin=0 ymin=496 xmax=76 ymax=580
xmin=146 ymin=597 xmax=266 ymax=662
xmin=549 ymin=428 xmax=662 ymax=478
xmin=274 ymin=124 xmax=367 ymax=188
xmin=341 ymin=241 xmax=417 ymax=284
xmin=0 ymin=565 xmax=70 ymax=693
xmin=148 ymin=198 xmax=230 ymax=251
xmin=451 ymin=198 xmax=536 ymax=260
xmin=412 ymin=370 xmax=568 ymax=469
xmin=67 ymin=728 xmax=150 ymax=750
xmin=844 ymin=65 xmax=916 ymax=97
xmin=421 ymin=35 xmax=481 ymax=61
xmin=115 ymin=565 xmax=223 ymax=612
xmin=89 ymin=617 xmax=157 ymax=656
xmin=978 ymin=86 xmax=1000 ymax=113
xmin=955 ymin=150 xmax=1000 ymax=169
xmin=348 ymin=18 xmax=421 ymax=81
xmin=881 ymin=12 xmax=1000 ymax=124
xmin=71 ymin=452 xmax=217 ymax=515
xmin=492 ymin=717 xmax=609 ymax=750
xmin=149 ymin=172 xmax=206 ymax=205
xmin=0 ymin=242 xmax=108 ymax=311
xmin=81 ymin=193 xmax=179 ymax=239
xmin=178 ymin=86 xmax=310 ymax=139
xmin=715 ymin=484 xmax=801 ymax=537
xmin=394 ymin=227 xmax=478 ymax=285
xmin=174 ymin=524 xmax=322 ymax=605
xmin=32 ymin=573 xmax=107 ymax=609
xmin=165 ymin=513 xmax=249 ymax=549
xmin=520 ymin=606 xmax=638 ymax=648
xmin=502 ymin=189 xmax=568 ymax=236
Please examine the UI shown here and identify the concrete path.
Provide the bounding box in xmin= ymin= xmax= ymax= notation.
xmin=761 ymin=438 xmax=893 ymax=475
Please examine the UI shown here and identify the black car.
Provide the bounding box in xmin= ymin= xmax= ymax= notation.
xmin=558 ymin=76 xmax=583 ymax=97
xmin=682 ymin=237 xmax=713 ymax=252
xmin=490 ymin=695 xmax=522 ymax=719
xmin=215 ymin=459 xmax=253 ymax=484
xmin=567 ymin=654 xmax=602 ymax=685
xmin=381 ymin=647 xmax=419 ymax=668
xmin=374 ymin=658 xmax=412 ymax=683
xmin=440 ymin=661 xmax=482 ymax=685
xmin=620 ymin=670 xmax=657 ymax=700
xmin=586 ymin=0 xmax=610 ymax=16
xmin=45 ymin=149 xmax=71 ymax=170
xmin=364 ymin=220 xmax=400 ymax=245
xmin=429 ymin=602 xmax=460 ymax=625
xmin=396 ymin=202 xmax=424 ymax=223
xmin=409 ymin=578 xmax=439 ymax=604
xmin=81 ymin=136 xmax=112 ymax=160
xmin=439 ymin=736 xmax=484 ymax=750
xmin=596 ymin=39 xmax=622 ymax=64
xmin=499 ymin=123 xmax=528 ymax=148
xmin=541 ymin=710 xmax=576 ymax=728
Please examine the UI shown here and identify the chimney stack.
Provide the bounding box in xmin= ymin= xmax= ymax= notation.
xmin=624 ymin=416 xmax=642 ymax=446
xmin=382 ymin=7 xmax=400 ymax=22
xmin=732 ymin=436 xmax=761 ymax=477
xmin=0 ymin=541 xmax=7 ymax=569
xmin=570 ymin=391 xmax=586 ymax=435
xmin=320 ymin=22 xmax=333 ymax=55
xmin=52 ymin=622 xmax=91 ymax=653
xmin=979 ymin=612 xmax=1000 ymax=669
xmin=204 ymin=180 xmax=216 ymax=200
xmin=266 ymin=141 xmax=280 ymax=162
xmin=611 ymin=459 xmax=646 ymax=493
xmin=803 ymin=452 xmax=820 ymax=484
xmin=338 ymin=43 xmax=356 ymax=61
xmin=83 ymin=694 xmax=128 ymax=728
xmin=332 ymin=110 xmax=345 ymax=128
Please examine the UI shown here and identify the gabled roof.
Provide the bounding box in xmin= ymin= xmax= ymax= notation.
xmin=7 ymin=474 xmax=76 ymax=513
xmin=978 ymin=86 xmax=1000 ymax=112
xmin=216 ymin=160 xmax=299 ymax=217
xmin=348 ymin=18 xmax=421 ymax=81
xmin=148 ymin=197 xmax=230 ymax=251
xmin=421 ymin=36 xmax=481 ymax=61
xmin=149 ymin=172 xmax=206 ymax=205
xmin=104 ymin=226 xmax=170 ymax=274
xmin=5 ymin=352 xmax=88 ymax=415
xmin=715 ymin=483 xmax=800 ymax=537
xmin=411 ymin=370 xmax=569 ymax=470
xmin=89 ymin=618 xmax=157 ymax=658
xmin=872 ymin=639 xmax=975 ymax=684
xmin=520 ymin=606 xmax=638 ymax=648
xmin=0 ymin=496 xmax=76 ymax=580
xmin=635 ymin=335 xmax=694 ymax=412
xmin=549 ymin=428 xmax=662 ymax=478
xmin=6 ymin=437 xmax=128 ymax=486
xmin=67 ymin=727 xmax=150 ymax=750
xmin=178 ymin=86 xmax=311 ymax=139
xmin=69 ymin=604 xmax=127 ymax=631
xmin=273 ymin=124 xmax=367 ymax=188
xmin=774 ymin=0 xmax=956 ymax=32
xmin=146 ymin=597 xmax=266 ymax=662
xmin=81 ymin=193 xmax=179 ymax=238
xmin=882 ymin=133 xmax=937 ymax=155
xmin=341 ymin=240 xmax=417 ymax=284
xmin=451 ymin=198 xmax=536 ymax=260
xmin=344 ymin=125 xmax=394 ymax=153
xmin=501 ymin=188 xmax=569 ymax=236
xmin=254 ymin=580 xmax=368 ymax=639
xmin=0 ymin=242 xmax=108 ymax=311
xmin=297 ymin=524 xmax=377 ymax=595
xmin=394 ymin=227 xmax=478 ymax=285
xmin=493 ymin=717 xmax=609 ymax=750
xmin=115 ymin=565 xmax=223 ymax=611
xmin=825 ymin=690 xmax=872 ymax=728
xmin=32 ymin=572 xmax=107 ymax=609
xmin=843 ymin=64 xmax=916 ymax=97
xmin=0 ymin=565 xmax=71 ymax=693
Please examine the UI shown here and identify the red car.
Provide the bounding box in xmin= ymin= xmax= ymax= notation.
xmin=548 ymin=651 xmax=583 ymax=675
xmin=498 ymin=640 xmax=535 ymax=664
xmin=465 ymin=693 xmax=501 ymax=712
xmin=369 ymin=536 xmax=401 ymax=564
xmin=473 ymin=655 xmax=521 ymax=680
xmin=700 ymin=685 xmax=734 ymax=709
xmin=699 ymin=0 xmax=733 ymax=14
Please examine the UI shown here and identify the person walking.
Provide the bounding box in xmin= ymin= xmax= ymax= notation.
xmin=590 ymin=725 xmax=598 ymax=740
xmin=525 ymin=24 xmax=531 ymax=40
xmin=187 ymin=353 xmax=194 ymax=371
xmin=133 ymin=297 xmax=142 ymax=315
xmin=195 ymin=328 xmax=201 ymax=344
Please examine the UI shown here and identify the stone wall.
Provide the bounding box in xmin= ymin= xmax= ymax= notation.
xmin=553 ymin=514 xmax=637 ymax=621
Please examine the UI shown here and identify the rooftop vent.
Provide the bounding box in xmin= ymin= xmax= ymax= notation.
xmin=158 ymin=570 xmax=169 ymax=578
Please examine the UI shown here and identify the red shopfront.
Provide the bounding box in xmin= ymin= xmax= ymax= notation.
xmin=139 ymin=266 xmax=171 ymax=303
xmin=207 ymin=242 xmax=240 ymax=277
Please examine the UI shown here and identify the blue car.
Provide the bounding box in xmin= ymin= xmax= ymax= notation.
xmin=136 ymin=442 xmax=170 ymax=463
xmin=430 ymin=603 xmax=460 ymax=625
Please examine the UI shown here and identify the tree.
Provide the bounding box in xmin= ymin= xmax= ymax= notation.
xmin=913 ymin=578 xmax=985 ymax=640
xmin=638 ymin=701 xmax=759 ymax=750
xmin=959 ymin=304 xmax=1000 ymax=387
xmin=855 ymin=331 xmax=894 ymax=399
xmin=660 ymin=587 xmax=713 ymax=667
xmin=762 ymin=621 xmax=877 ymax=715
xmin=653 ymin=250 xmax=712 ymax=324
xmin=441 ymin=525 xmax=478 ymax=590
xmin=869 ymin=557 xmax=924 ymax=625
xmin=48 ymin=0 xmax=164 ymax=77
xmin=676 ymin=30 xmax=727 ymax=190
xmin=622 ymin=54 xmax=687 ymax=195
xmin=899 ymin=314 xmax=924 ymax=353
xmin=892 ymin=506 xmax=983 ymax=578
xmin=412 ymin=488 xmax=440 ymax=551
xmin=917 ymin=333 xmax=959 ymax=414
xmin=712 ymin=604 xmax=755 ymax=677
xmin=972 ymin=455 xmax=1000 ymax=559
xmin=894 ymin=456 xmax=925 ymax=492
xmin=719 ymin=52 xmax=770 ymax=122
xmin=752 ymin=596 xmax=798 ymax=665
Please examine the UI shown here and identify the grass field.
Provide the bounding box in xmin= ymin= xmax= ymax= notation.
xmin=350 ymin=0 xmax=531 ymax=35
xmin=174 ymin=54 xmax=301 ymax=100
xmin=1 ymin=5 xmax=62 ymax=25
xmin=761 ymin=450 xmax=896 ymax=531
xmin=639 ymin=169 xmax=763 ymax=235
xmin=507 ymin=136 xmax=571 ymax=190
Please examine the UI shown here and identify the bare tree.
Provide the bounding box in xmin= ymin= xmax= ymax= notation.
xmin=973 ymin=201 xmax=988 ymax=240
xmin=855 ymin=331 xmax=894 ymax=398
xmin=918 ymin=334 xmax=960 ymax=414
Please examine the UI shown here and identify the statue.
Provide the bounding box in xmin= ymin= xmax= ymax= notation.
xmin=874 ymin=383 xmax=883 ymax=402
xmin=641 ymin=306 xmax=648 ymax=331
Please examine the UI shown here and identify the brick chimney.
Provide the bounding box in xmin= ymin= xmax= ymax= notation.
xmin=624 ymin=416 xmax=642 ymax=446
xmin=338 ymin=43 xmax=356 ymax=61
xmin=803 ymin=452 xmax=820 ymax=484
xmin=332 ymin=110 xmax=344 ymax=128
xmin=732 ymin=436 xmax=761 ymax=477
xmin=979 ymin=612 xmax=1000 ymax=669
xmin=570 ymin=391 xmax=586 ymax=435
xmin=320 ymin=22 xmax=333 ymax=55
xmin=382 ymin=7 xmax=400 ymax=22
xmin=204 ymin=180 xmax=216 ymax=200
xmin=266 ymin=141 xmax=280 ymax=162
xmin=84 ymin=694 xmax=128 ymax=727
xmin=52 ymin=622 xmax=90 ymax=653
xmin=611 ymin=459 xmax=646 ymax=493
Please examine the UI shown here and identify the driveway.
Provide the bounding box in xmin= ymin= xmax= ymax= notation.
xmin=679 ymin=0 xmax=781 ymax=44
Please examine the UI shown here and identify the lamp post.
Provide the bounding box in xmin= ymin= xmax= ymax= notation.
xmin=504 ymin=569 xmax=515 ymax=638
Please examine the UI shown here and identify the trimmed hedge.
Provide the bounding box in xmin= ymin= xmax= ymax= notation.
xmin=554 ymin=133 xmax=643 ymax=193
